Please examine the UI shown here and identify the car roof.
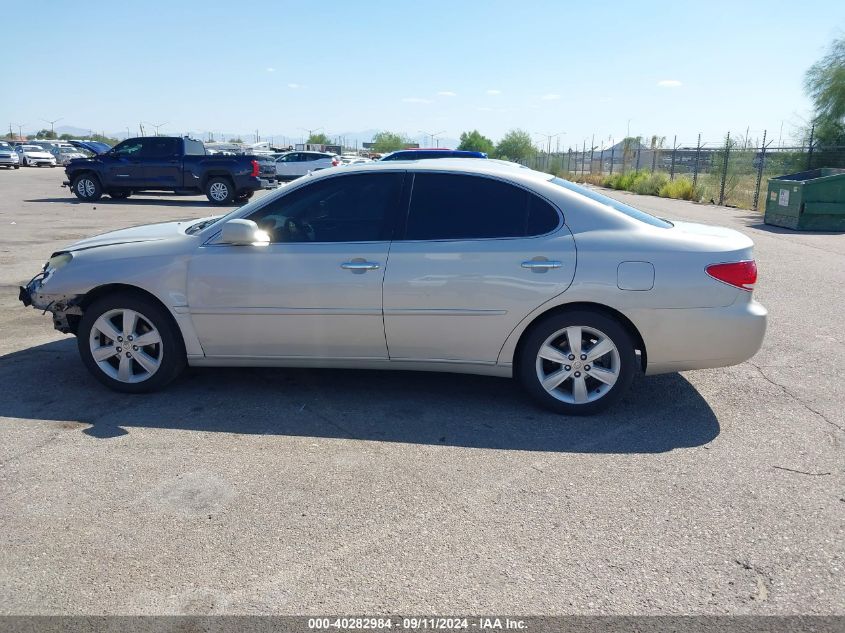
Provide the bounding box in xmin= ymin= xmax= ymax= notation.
xmin=305 ymin=158 xmax=549 ymax=183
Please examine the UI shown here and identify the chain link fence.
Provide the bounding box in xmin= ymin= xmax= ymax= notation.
xmin=522 ymin=133 xmax=845 ymax=210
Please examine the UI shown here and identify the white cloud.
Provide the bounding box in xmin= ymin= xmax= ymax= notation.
xmin=541 ymin=93 xmax=561 ymax=100
xmin=266 ymin=67 xmax=275 ymax=72
xmin=287 ymin=83 xmax=300 ymax=89
xmin=402 ymin=97 xmax=432 ymax=104
xmin=486 ymin=89 xmax=502 ymax=95
xmin=437 ymin=91 xmax=457 ymax=97
xmin=657 ymin=79 xmax=682 ymax=88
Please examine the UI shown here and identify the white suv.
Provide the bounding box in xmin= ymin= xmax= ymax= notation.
xmin=275 ymin=151 xmax=338 ymax=181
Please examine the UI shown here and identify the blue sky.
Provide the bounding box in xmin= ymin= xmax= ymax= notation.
xmin=1 ymin=0 xmax=842 ymax=147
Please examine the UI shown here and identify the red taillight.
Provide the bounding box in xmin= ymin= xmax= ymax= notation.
xmin=250 ymin=159 xmax=259 ymax=177
xmin=332 ymin=159 xmax=339 ymax=166
xmin=706 ymin=260 xmax=757 ymax=291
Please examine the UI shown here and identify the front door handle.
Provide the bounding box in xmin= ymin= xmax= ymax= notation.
xmin=341 ymin=261 xmax=380 ymax=272
xmin=521 ymin=260 xmax=562 ymax=270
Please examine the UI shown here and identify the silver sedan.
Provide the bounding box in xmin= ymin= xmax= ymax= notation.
xmin=19 ymin=160 xmax=766 ymax=414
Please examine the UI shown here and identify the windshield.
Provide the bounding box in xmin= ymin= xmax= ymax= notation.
xmin=550 ymin=177 xmax=673 ymax=228
xmin=22 ymin=146 xmax=42 ymax=151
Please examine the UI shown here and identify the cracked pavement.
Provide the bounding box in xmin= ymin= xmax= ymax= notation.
xmin=0 ymin=168 xmax=842 ymax=615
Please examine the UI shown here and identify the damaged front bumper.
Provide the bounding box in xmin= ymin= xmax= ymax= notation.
xmin=19 ymin=275 xmax=82 ymax=334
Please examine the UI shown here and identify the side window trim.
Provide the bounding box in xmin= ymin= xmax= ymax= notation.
xmin=396 ymin=171 xmax=564 ymax=242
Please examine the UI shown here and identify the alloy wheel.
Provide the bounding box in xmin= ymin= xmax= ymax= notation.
xmin=77 ymin=178 xmax=96 ymax=198
xmin=209 ymin=182 xmax=229 ymax=201
xmin=88 ymin=308 xmax=163 ymax=383
xmin=535 ymin=325 xmax=620 ymax=404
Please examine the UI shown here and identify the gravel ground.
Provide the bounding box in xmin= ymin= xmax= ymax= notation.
xmin=0 ymin=167 xmax=842 ymax=615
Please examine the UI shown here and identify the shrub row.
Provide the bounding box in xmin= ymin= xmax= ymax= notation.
xmin=570 ymin=170 xmax=702 ymax=202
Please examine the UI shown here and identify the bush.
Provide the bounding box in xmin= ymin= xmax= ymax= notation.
xmin=658 ymin=176 xmax=701 ymax=201
xmin=631 ymin=172 xmax=668 ymax=196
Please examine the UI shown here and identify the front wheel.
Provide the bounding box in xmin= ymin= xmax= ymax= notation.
xmin=71 ymin=174 xmax=103 ymax=201
xmin=13 ymin=165 xmax=20 ymax=169
xmin=206 ymin=177 xmax=234 ymax=204
xmin=517 ymin=310 xmax=637 ymax=415
xmin=77 ymin=293 xmax=186 ymax=393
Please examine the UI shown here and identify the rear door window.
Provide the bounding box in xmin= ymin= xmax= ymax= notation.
xmin=404 ymin=173 xmax=559 ymax=240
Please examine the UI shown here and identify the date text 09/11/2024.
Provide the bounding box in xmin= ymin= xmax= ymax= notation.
xmin=307 ymin=618 xmax=527 ymax=630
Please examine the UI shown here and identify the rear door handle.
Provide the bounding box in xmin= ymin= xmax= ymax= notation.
xmin=341 ymin=261 xmax=380 ymax=272
xmin=521 ymin=260 xmax=562 ymax=270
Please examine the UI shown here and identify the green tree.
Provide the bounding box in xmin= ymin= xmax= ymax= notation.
xmin=457 ymin=130 xmax=495 ymax=155
xmin=228 ymin=137 xmax=244 ymax=143
xmin=371 ymin=131 xmax=408 ymax=153
xmin=59 ymin=133 xmax=74 ymax=140
xmin=805 ymin=36 xmax=845 ymax=145
xmin=307 ymin=132 xmax=331 ymax=145
xmin=495 ymin=129 xmax=535 ymax=162
xmin=35 ymin=128 xmax=57 ymax=139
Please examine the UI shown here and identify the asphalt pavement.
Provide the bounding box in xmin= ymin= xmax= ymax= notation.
xmin=0 ymin=167 xmax=842 ymax=615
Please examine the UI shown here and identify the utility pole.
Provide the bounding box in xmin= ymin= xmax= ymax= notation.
xmin=16 ymin=122 xmax=26 ymax=139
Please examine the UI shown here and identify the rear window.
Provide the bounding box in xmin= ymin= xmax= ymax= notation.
xmin=551 ymin=177 xmax=672 ymax=228
xmin=184 ymin=139 xmax=205 ymax=156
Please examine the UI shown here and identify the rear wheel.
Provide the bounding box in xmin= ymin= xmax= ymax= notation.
xmin=517 ymin=310 xmax=637 ymax=415
xmin=206 ymin=177 xmax=234 ymax=204
xmin=71 ymin=173 xmax=102 ymax=201
xmin=77 ymin=292 xmax=185 ymax=393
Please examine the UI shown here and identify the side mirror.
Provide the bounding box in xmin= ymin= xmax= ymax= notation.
xmin=220 ymin=219 xmax=270 ymax=245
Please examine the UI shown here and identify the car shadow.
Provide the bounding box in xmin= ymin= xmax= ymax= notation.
xmin=0 ymin=339 xmax=720 ymax=454
xmin=23 ymin=197 xmax=240 ymax=208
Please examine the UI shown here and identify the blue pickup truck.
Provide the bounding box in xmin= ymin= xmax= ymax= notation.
xmin=63 ymin=137 xmax=277 ymax=204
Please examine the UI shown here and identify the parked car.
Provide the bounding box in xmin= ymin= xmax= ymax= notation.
xmin=340 ymin=154 xmax=372 ymax=165
xmin=0 ymin=141 xmax=21 ymax=169
xmin=63 ymin=136 xmax=277 ymax=203
xmin=380 ymin=148 xmax=487 ymax=161
xmin=16 ymin=144 xmax=57 ymax=167
xmin=19 ymin=160 xmax=766 ymax=415
xmin=52 ymin=146 xmax=89 ymax=165
xmin=275 ymin=151 xmax=338 ymax=180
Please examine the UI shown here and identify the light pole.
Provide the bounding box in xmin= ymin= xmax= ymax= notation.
xmin=41 ymin=117 xmax=62 ymax=136
xmin=535 ymin=131 xmax=565 ymax=170
xmin=146 ymin=121 xmax=168 ymax=136
xmin=299 ymin=127 xmax=323 ymax=144
xmin=15 ymin=122 xmax=26 ymax=140
xmin=419 ymin=129 xmax=445 ymax=147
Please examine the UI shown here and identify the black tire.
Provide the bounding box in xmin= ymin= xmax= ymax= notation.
xmin=205 ymin=177 xmax=235 ymax=204
xmin=108 ymin=190 xmax=131 ymax=200
xmin=77 ymin=292 xmax=186 ymax=394
xmin=71 ymin=173 xmax=103 ymax=201
xmin=13 ymin=165 xmax=20 ymax=169
xmin=517 ymin=309 xmax=638 ymax=415
xmin=236 ymin=190 xmax=254 ymax=202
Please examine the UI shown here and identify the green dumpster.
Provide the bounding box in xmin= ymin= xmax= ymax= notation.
xmin=764 ymin=168 xmax=845 ymax=230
